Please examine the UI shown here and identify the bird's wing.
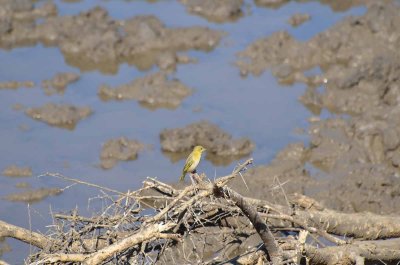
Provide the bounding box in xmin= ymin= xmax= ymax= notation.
xmin=183 ymin=152 xmax=194 ymax=172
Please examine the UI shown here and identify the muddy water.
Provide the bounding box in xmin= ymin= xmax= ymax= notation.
xmin=0 ymin=1 xmax=365 ymax=263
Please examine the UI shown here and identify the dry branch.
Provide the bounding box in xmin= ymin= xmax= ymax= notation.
xmin=0 ymin=220 xmax=49 ymax=249
xmin=1 ymin=159 xmax=400 ymax=265
xmin=216 ymin=186 xmax=283 ymax=264
xmin=305 ymin=238 xmax=400 ymax=264
xmin=244 ymin=195 xmax=400 ymax=240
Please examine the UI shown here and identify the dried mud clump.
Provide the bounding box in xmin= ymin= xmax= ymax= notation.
xmin=0 ymin=0 xmax=56 ymax=21
xmin=160 ymin=121 xmax=254 ymax=164
xmin=1 ymin=6 xmax=223 ymax=73
xmin=100 ymin=137 xmax=145 ymax=169
xmin=179 ymin=0 xmax=243 ymax=22
xmin=287 ymin=13 xmax=310 ymax=27
xmin=0 ymin=81 xmax=34 ymax=89
xmin=5 ymin=188 xmax=62 ymax=203
xmin=25 ymin=103 xmax=92 ymax=130
xmin=2 ymin=165 xmax=32 ymax=177
xmin=98 ymin=72 xmax=192 ymax=110
xmin=42 ymin=72 xmax=80 ymax=95
xmin=254 ymin=0 xmax=289 ymax=9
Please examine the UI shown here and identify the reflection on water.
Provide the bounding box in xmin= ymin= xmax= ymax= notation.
xmin=0 ymin=0 xmax=365 ymax=263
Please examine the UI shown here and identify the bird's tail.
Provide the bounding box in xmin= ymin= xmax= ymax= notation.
xmin=179 ymin=172 xmax=186 ymax=182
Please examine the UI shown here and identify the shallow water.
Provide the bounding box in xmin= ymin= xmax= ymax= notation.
xmin=0 ymin=1 xmax=365 ymax=263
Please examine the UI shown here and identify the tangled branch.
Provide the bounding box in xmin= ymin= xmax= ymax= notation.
xmin=1 ymin=158 xmax=400 ymax=264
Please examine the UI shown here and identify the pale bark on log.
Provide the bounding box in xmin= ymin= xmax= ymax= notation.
xmin=0 ymin=220 xmax=49 ymax=249
xmin=247 ymin=196 xmax=400 ymax=240
xmin=37 ymin=222 xmax=179 ymax=265
xmin=305 ymin=238 xmax=400 ymax=265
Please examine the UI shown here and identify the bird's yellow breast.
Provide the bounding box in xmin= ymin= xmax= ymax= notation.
xmin=187 ymin=151 xmax=201 ymax=172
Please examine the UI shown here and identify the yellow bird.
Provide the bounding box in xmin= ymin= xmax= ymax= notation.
xmin=180 ymin=145 xmax=206 ymax=182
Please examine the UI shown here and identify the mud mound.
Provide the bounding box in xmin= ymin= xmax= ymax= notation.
xmin=100 ymin=137 xmax=145 ymax=169
xmin=25 ymin=103 xmax=92 ymax=130
xmin=160 ymin=121 xmax=254 ymax=165
xmin=98 ymin=72 xmax=192 ymax=110
xmin=2 ymin=165 xmax=32 ymax=177
xmin=0 ymin=81 xmax=34 ymax=89
xmin=287 ymin=13 xmax=310 ymax=27
xmin=0 ymin=6 xmax=223 ymax=73
xmin=179 ymin=0 xmax=243 ymax=22
xmin=5 ymin=188 xmax=62 ymax=203
xmin=42 ymin=72 xmax=80 ymax=96
xmin=236 ymin=2 xmax=400 ymax=214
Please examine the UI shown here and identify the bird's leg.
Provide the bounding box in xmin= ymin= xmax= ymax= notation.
xmin=189 ymin=170 xmax=200 ymax=190
xmin=189 ymin=170 xmax=196 ymax=186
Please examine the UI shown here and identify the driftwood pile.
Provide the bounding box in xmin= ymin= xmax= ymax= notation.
xmin=1 ymin=159 xmax=400 ymax=264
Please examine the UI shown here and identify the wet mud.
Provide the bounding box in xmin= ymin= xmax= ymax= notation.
xmin=2 ymin=165 xmax=32 ymax=177
xmin=100 ymin=137 xmax=146 ymax=169
xmin=287 ymin=13 xmax=310 ymax=27
xmin=160 ymin=121 xmax=254 ymax=165
xmin=0 ymin=81 xmax=34 ymax=89
xmin=1 ymin=0 xmax=400 ymax=263
xmin=15 ymin=182 xmax=31 ymax=189
xmin=5 ymin=187 xmax=62 ymax=203
xmin=254 ymin=0 xmax=389 ymax=11
xmin=236 ymin=1 xmax=400 ymax=214
xmin=0 ymin=238 xmax=11 ymax=258
xmin=99 ymin=72 xmax=192 ymax=110
xmin=41 ymin=72 xmax=80 ymax=96
xmin=25 ymin=103 xmax=92 ymax=130
xmin=179 ymin=0 xmax=243 ymax=22
xmin=0 ymin=4 xmax=223 ymax=73
xmin=230 ymin=143 xmax=315 ymax=206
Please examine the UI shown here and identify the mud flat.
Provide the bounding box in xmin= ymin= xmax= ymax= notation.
xmin=42 ymin=72 xmax=80 ymax=96
xmin=99 ymin=72 xmax=192 ymax=110
xmin=160 ymin=121 xmax=254 ymax=165
xmin=236 ymin=1 xmax=400 ymax=214
xmin=100 ymin=137 xmax=145 ymax=169
xmin=2 ymin=165 xmax=32 ymax=177
xmin=230 ymin=143 xmax=315 ymax=205
xmin=25 ymin=103 xmax=92 ymax=130
xmin=179 ymin=0 xmax=243 ymax=22
xmin=0 ymin=4 xmax=223 ymax=73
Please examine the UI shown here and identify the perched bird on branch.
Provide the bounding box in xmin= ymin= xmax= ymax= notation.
xmin=180 ymin=145 xmax=206 ymax=182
